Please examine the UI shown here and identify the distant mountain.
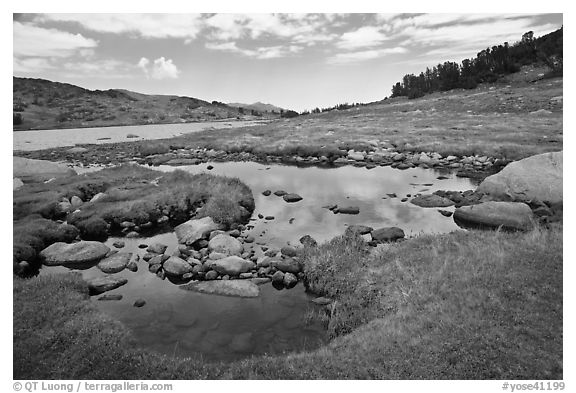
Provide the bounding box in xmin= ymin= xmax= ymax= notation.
xmin=227 ymin=101 xmax=286 ymax=113
xmin=12 ymin=77 xmax=272 ymax=131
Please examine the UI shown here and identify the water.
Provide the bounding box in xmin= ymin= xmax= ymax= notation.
xmin=157 ymin=161 xmax=477 ymax=247
xmin=44 ymin=161 xmax=476 ymax=362
xmin=41 ymin=233 xmax=327 ymax=362
xmin=13 ymin=120 xmax=266 ymax=151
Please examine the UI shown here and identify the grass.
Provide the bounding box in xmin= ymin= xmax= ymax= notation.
xmin=13 ymin=224 xmax=562 ymax=379
xmin=13 ymin=164 xmax=254 ymax=267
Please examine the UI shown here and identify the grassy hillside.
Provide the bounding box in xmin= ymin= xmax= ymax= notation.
xmin=12 ymin=77 xmax=277 ymax=131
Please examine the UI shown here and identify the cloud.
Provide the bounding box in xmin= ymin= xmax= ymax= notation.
xmin=137 ymin=56 xmax=180 ymax=79
xmin=205 ymin=41 xmax=302 ymax=59
xmin=38 ymin=14 xmax=204 ymax=40
xmin=336 ymin=26 xmax=389 ymax=50
xmin=328 ymin=47 xmax=408 ymax=64
xmin=13 ymin=57 xmax=55 ymax=73
xmin=13 ymin=21 xmax=97 ymax=57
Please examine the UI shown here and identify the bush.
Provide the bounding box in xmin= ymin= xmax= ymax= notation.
xmin=139 ymin=142 xmax=170 ymax=156
xmin=460 ymin=77 xmax=478 ymax=90
xmin=72 ymin=217 xmax=109 ymax=240
xmin=13 ymin=112 xmax=23 ymax=125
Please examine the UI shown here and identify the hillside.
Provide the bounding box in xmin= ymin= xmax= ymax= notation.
xmin=227 ymin=101 xmax=286 ymax=113
xmin=12 ymin=77 xmax=276 ymax=131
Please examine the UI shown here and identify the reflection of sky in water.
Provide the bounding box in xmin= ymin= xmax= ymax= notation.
xmin=159 ymin=162 xmax=476 ymax=246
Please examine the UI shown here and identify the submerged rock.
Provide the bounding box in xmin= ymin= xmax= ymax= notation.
xmin=97 ymin=252 xmax=132 ymax=274
xmin=175 ymin=216 xmax=222 ymax=246
xmin=181 ymin=280 xmax=260 ymax=297
xmin=283 ymin=193 xmax=303 ymax=203
xmin=98 ymin=294 xmax=123 ymax=301
xmin=453 ymin=201 xmax=534 ymax=231
xmin=87 ymin=276 xmax=128 ymax=295
xmin=336 ymin=206 xmax=360 ymax=214
xmin=40 ymin=241 xmax=110 ymax=267
xmin=410 ymin=194 xmax=454 ymax=208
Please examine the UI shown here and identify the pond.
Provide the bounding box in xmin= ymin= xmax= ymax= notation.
xmin=13 ymin=120 xmax=267 ymax=151
xmin=44 ymin=161 xmax=477 ymax=362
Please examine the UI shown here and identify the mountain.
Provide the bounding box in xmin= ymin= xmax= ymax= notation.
xmin=12 ymin=77 xmax=273 ymax=131
xmin=227 ymin=101 xmax=286 ymax=113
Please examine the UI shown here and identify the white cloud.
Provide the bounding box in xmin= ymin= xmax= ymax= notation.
xmin=205 ymin=41 xmax=302 ymax=59
xmin=38 ymin=14 xmax=205 ymax=40
xmin=13 ymin=57 xmax=55 ymax=73
xmin=13 ymin=21 xmax=97 ymax=58
xmin=328 ymin=47 xmax=408 ymax=64
xmin=137 ymin=56 xmax=180 ymax=79
xmin=337 ymin=26 xmax=390 ymax=50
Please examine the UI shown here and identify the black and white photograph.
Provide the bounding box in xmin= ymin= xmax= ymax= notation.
xmin=9 ymin=5 xmax=566 ymax=387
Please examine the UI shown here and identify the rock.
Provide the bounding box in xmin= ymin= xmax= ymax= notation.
xmin=207 ymin=165 xmax=214 ymax=170
xmin=112 ymin=241 xmax=125 ymax=249
xmin=163 ymin=256 xmax=194 ymax=276
xmin=87 ymin=276 xmax=128 ymax=295
xmin=97 ymin=252 xmax=132 ymax=274
xmin=56 ymin=199 xmax=72 ymax=214
xmin=90 ymin=192 xmax=107 ymax=203
xmin=312 ymin=297 xmax=332 ymax=305
xmin=250 ymin=277 xmax=271 ymax=285
xmin=208 ymin=252 xmax=228 ymax=260
xmin=271 ymin=270 xmax=285 ymax=284
xmin=175 ymin=216 xmax=222 ymax=246
xmin=272 ymin=257 xmax=301 ymax=274
xmin=264 ymin=216 xmax=274 ymax=221
xmin=299 ymin=234 xmax=317 ymax=247
xmin=410 ymin=194 xmax=454 ymax=208
xmin=98 ymin=294 xmax=123 ymax=301
xmin=205 ymin=270 xmax=219 ymax=280
xmin=126 ymin=260 xmax=138 ymax=272
xmin=281 ymin=246 xmax=298 ymax=257
xmin=453 ymin=201 xmax=534 ymax=231
xmin=208 ymin=234 xmax=243 ymax=256
xmin=336 ymin=206 xmax=360 ymax=214
xmin=133 ymin=299 xmax=146 ymax=307
xmin=345 ymin=225 xmax=373 ymax=236
xmin=120 ymin=221 xmax=136 ymax=229
xmin=13 ymin=156 xmax=76 ymax=183
xmin=283 ymin=272 xmax=298 ymax=288
xmin=371 ymin=227 xmax=405 ymax=243
xmin=274 ymin=190 xmax=287 ymax=196
xmin=40 ymin=241 xmax=110 ymax=267
xmin=13 ymin=177 xmax=24 ymax=190
xmin=70 ymin=196 xmax=83 ymax=208
xmin=146 ymin=243 xmax=168 ymax=254
xmin=239 ymin=272 xmax=253 ymax=279
xmin=125 ymin=231 xmax=139 ymax=238
xmin=347 ymin=151 xmax=365 ymax=161
xmin=283 ymin=193 xmax=303 ymax=203
xmin=529 ymin=109 xmax=552 ymax=116
xmin=207 ymin=256 xmax=255 ymax=276
xmin=126 ymin=133 xmax=139 ymax=138
xmin=181 ymin=280 xmax=260 ymax=298
xmin=477 ymin=151 xmax=562 ymax=205
xmin=438 ymin=209 xmax=453 ymax=217
xmin=67 ymin=147 xmax=88 ymax=154
xmin=262 ymin=190 xmax=272 ymax=196
xmin=138 ymin=244 xmax=148 ymax=249
xmin=148 ymin=264 xmax=162 ymax=274
xmin=228 ymin=229 xmax=240 ymax=237
xmin=244 ymin=236 xmax=255 ymax=243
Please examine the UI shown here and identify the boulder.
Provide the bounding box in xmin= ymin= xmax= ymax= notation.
xmin=283 ymin=272 xmax=298 ymax=288
xmin=271 ymin=271 xmax=285 ymax=284
xmin=87 ymin=276 xmax=128 ymax=295
xmin=283 ymin=193 xmax=303 ymax=203
xmin=410 ymin=194 xmax=454 ymax=208
xmin=97 ymin=253 xmax=132 ymax=274
xmin=40 ymin=241 xmax=110 ymax=267
xmin=181 ymin=280 xmax=260 ymax=298
xmin=146 ymin=243 xmax=168 ymax=254
xmin=208 ymin=256 xmax=255 ymax=276
xmin=163 ymin=256 xmax=194 ymax=276
xmin=345 ymin=225 xmax=373 ymax=236
xmin=90 ymin=193 xmax=107 ymax=203
xmin=13 ymin=156 xmax=76 ymax=183
xmin=70 ymin=195 xmax=83 ymax=208
xmin=272 ymin=257 xmax=301 ymax=274
xmin=477 ymin=151 xmax=562 ymax=205
xmin=208 ymin=234 xmax=243 ymax=256
xmin=453 ymin=201 xmax=534 ymax=231
xmin=175 ymin=216 xmax=222 ymax=246
xmin=371 ymin=227 xmax=405 ymax=243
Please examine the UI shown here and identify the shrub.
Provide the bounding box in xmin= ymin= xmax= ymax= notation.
xmin=13 ymin=112 xmax=23 ymax=125
xmin=72 ymin=217 xmax=109 ymax=240
xmin=139 ymin=142 xmax=170 ymax=156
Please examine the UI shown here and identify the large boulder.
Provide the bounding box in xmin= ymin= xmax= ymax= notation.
xmin=477 ymin=151 xmax=562 ymax=205
xmin=40 ymin=241 xmax=110 ymax=267
xmin=208 ymin=234 xmax=243 ymax=256
xmin=453 ymin=201 xmax=534 ymax=231
xmin=181 ymin=280 xmax=260 ymax=298
xmin=208 ymin=256 xmax=255 ymax=276
xmin=87 ymin=276 xmax=128 ymax=295
xmin=410 ymin=194 xmax=454 ymax=208
xmin=371 ymin=227 xmax=405 ymax=243
xmin=97 ymin=253 xmax=132 ymax=274
xmin=174 ymin=217 xmax=222 ymax=246
xmin=271 ymin=258 xmax=302 ymax=274
xmin=163 ymin=256 xmax=194 ymax=276
xmin=13 ymin=156 xmax=76 ymax=183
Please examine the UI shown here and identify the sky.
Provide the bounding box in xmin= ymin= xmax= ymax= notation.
xmin=13 ymin=13 xmax=563 ymax=111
